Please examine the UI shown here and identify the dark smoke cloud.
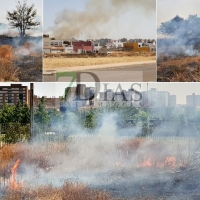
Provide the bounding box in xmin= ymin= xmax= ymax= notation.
xmin=51 ymin=0 xmax=155 ymax=39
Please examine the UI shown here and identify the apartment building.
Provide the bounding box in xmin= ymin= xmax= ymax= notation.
xmin=0 ymin=84 xmax=29 ymax=108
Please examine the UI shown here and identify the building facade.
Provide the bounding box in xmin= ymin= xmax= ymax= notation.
xmin=0 ymin=84 xmax=29 ymax=108
xmin=34 ymin=96 xmax=62 ymax=110
xmin=124 ymin=42 xmax=150 ymax=52
xmin=186 ymin=93 xmax=200 ymax=107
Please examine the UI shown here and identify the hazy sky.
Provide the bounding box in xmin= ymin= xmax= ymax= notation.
xmin=157 ymin=0 xmax=200 ymax=26
xmin=2 ymin=82 xmax=200 ymax=105
xmin=0 ymin=0 xmax=42 ymax=35
xmin=43 ymin=0 xmax=156 ymax=40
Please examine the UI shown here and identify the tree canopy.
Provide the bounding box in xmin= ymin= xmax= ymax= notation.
xmin=160 ymin=14 xmax=200 ymax=39
xmin=6 ymin=0 xmax=40 ymax=37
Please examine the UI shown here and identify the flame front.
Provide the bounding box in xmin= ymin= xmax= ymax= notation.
xmin=138 ymin=156 xmax=176 ymax=168
xmin=10 ymin=159 xmax=21 ymax=189
xmin=0 ymin=45 xmax=12 ymax=58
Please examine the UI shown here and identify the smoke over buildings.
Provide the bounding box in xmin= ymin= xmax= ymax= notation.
xmin=49 ymin=0 xmax=155 ymax=39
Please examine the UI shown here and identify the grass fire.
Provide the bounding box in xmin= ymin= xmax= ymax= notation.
xmin=157 ymin=14 xmax=200 ymax=82
xmin=1 ymin=113 xmax=200 ymax=199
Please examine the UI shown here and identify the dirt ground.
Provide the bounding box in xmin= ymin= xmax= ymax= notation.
xmin=157 ymin=55 xmax=200 ymax=82
xmin=43 ymin=52 xmax=156 ymax=69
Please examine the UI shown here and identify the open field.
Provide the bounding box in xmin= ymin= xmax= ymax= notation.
xmin=157 ymin=55 xmax=200 ymax=82
xmin=1 ymin=136 xmax=200 ymax=199
xmin=43 ymin=52 xmax=156 ymax=70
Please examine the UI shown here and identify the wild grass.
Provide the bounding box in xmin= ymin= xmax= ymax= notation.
xmin=1 ymin=137 xmax=200 ymax=199
xmin=157 ymin=54 xmax=200 ymax=82
xmin=0 ymin=45 xmax=19 ymax=81
xmin=43 ymin=52 xmax=155 ymax=69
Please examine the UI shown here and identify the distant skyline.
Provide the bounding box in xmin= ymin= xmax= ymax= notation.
xmin=1 ymin=82 xmax=200 ymax=105
xmin=0 ymin=0 xmax=42 ymax=36
xmin=43 ymin=0 xmax=156 ymax=40
xmin=157 ymin=0 xmax=200 ymax=38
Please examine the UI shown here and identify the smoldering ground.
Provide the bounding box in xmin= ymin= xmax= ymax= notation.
xmin=49 ymin=0 xmax=155 ymax=39
xmin=1 ymin=113 xmax=200 ymax=199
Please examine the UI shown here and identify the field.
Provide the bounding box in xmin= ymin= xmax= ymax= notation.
xmin=0 ymin=46 xmax=19 ymax=81
xmin=1 ymin=136 xmax=200 ymax=200
xmin=43 ymin=52 xmax=156 ymax=70
xmin=0 ymin=38 xmax=42 ymax=82
xmin=157 ymin=55 xmax=200 ymax=82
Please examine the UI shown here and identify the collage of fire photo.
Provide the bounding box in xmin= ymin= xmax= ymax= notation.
xmin=0 ymin=0 xmax=200 ymax=199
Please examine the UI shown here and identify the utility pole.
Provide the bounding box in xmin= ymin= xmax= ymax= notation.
xmin=30 ymin=83 xmax=34 ymax=138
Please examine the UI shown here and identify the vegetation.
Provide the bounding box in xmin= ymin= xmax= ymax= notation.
xmin=0 ymin=101 xmax=30 ymax=144
xmin=160 ymin=15 xmax=200 ymax=38
xmin=0 ymin=46 xmax=19 ymax=82
xmin=6 ymin=0 xmax=40 ymax=38
xmin=63 ymin=40 xmax=71 ymax=45
xmin=43 ymin=52 xmax=155 ymax=69
xmin=157 ymin=55 xmax=200 ymax=82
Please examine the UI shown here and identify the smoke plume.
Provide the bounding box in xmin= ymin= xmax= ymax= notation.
xmin=1 ymin=112 xmax=200 ymax=199
xmin=50 ymin=0 xmax=155 ymax=39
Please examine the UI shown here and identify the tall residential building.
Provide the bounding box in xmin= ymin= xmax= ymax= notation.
xmin=140 ymin=88 xmax=169 ymax=107
xmin=169 ymin=95 xmax=177 ymax=107
xmin=186 ymin=93 xmax=200 ymax=107
xmin=0 ymin=84 xmax=29 ymax=108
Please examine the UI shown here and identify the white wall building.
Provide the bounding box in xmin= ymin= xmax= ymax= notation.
xmin=50 ymin=40 xmax=64 ymax=46
xmin=65 ymin=46 xmax=74 ymax=53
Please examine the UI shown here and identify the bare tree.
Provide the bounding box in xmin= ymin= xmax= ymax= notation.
xmin=6 ymin=0 xmax=40 ymax=38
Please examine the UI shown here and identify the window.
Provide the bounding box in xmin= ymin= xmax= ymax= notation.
xmin=19 ymin=94 xmax=23 ymax=99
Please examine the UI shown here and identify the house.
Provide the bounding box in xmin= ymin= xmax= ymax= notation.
xmin=50 ymin=40 xmax=64 ymax=46
xmin=50 ymin=46 xmax=65 ymax=54
xmin=72 ymin=41 xmax=94 ymax=53
xmin=65 ymin=46 xmax=74 ymax=53
xmin=124 ymin=42 xmax=150 ymax=52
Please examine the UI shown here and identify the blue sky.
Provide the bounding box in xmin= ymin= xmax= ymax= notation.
xmin=1 ymin=82 xmax=200 ymax=105
xmin=43 ymin=0 xmax=156 ymax=40
xmin=0 ymin=0 xmax=42 ymax=36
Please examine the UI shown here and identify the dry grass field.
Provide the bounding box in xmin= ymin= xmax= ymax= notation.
xmin=1 ymin=137 xmax=200 ymax=199
xmin=43 ymin=52 xmax=156 ymax=70
xmin=0 ymin=45 xmax=19 ymax=81
xmin=0 ymin=45 xmax=42 ymax=82
xmin=157 ymin=55 xmax=200 ymax=82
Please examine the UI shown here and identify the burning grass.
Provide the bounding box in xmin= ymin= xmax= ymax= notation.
xmin=1 ymin=137 xmax=200 ymax=199
xmin=43 ymin=53 xmax=155 ymax=69
xmin=157 ymin=54 xmax=200 ymax=82
xmin=0 ymin=46 xmax=19 ymax=81
xmin=0 ymin=39 xmax=42 ymax=82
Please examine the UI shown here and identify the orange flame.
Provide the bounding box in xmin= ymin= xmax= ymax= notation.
xmin=138 ymin=156 xmax=176 ymax=168
xmin=0 ymin=45 xmax=12 ymax=58
xmin=10 ymin=159 xmax=21 ymax=189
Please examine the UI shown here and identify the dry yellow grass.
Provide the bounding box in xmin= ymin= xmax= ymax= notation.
xmin=157 ymin=55 xmax=200 ymax=82
xmin=4 ymin=183 xmax=112 ymax=200
xmin=0 ymin=45 xmax=19 ymax=81
xmin=44 ymin=56 xmax=156 ymax=69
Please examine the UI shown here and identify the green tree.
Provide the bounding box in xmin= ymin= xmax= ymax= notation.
xmin=48 ymin=108 xmax=61 ymax=124
xmin=34 ymin=96 xmax=50 ymax=125
xmin=160 ymin=15 xmax=200 ymax=38
xmin=0 ymin=103 xmax=14 ymax=123
xmin=63 ymin=41 xmax=70 ymax=45
xmin=13 ymin=100 xmax=23 ymax=123
xmin=6 ymin=0 xmax=40 ymax=38
xmin=21 ymin=103 xmax=30 ymax=123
